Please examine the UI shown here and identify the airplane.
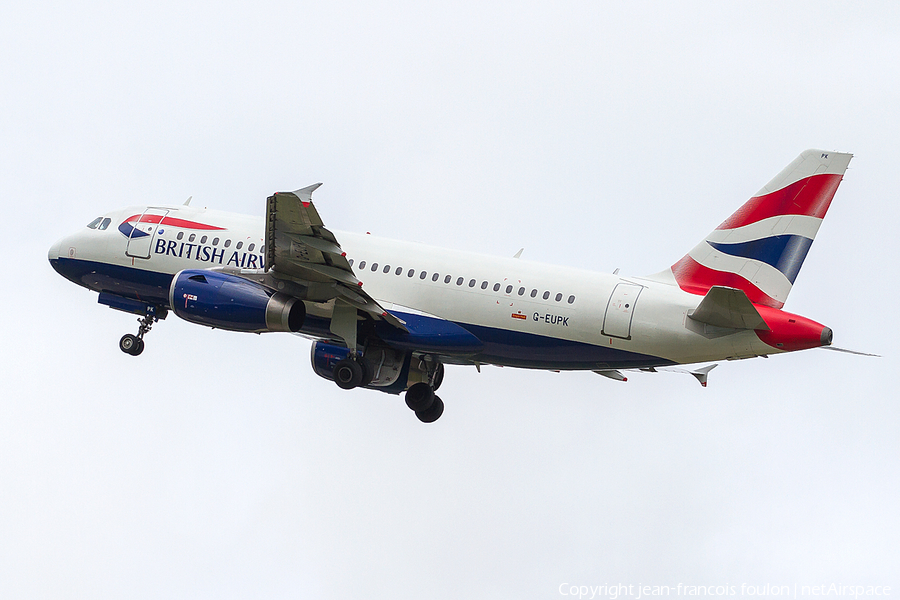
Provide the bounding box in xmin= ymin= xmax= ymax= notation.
xmin=49 ymin=149 xmax=856 ymax=423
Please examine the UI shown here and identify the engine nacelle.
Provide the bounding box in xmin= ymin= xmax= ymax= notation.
xmin=310 ymin=341 xmax=431 ymax=394
xmin=169 ymin=270 xmax=305 ymax=333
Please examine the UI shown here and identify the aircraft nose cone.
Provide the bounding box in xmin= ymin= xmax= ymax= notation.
xmin=48 ymin=238 xmax=62 ymax=262
xmin=820 ymin=326 xmax=833 ymax=346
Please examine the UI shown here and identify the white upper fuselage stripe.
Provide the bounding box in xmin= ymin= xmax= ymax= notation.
xmin=706 ymin=214 xmax=822 ymax=244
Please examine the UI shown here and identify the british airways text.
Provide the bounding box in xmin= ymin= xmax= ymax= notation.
xmin=154 ymin=239 xmax=265 ymax=269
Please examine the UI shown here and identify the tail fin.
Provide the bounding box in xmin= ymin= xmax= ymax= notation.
xmin=666 ymin=149 xmax=852 ymax=308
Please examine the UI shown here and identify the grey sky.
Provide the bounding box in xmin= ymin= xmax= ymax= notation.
xmin=1 ymin=1 xmax=897 ymax=598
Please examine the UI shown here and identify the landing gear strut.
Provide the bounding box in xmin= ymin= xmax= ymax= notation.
xmin=119 ymin=312 xmax=157 ymax=356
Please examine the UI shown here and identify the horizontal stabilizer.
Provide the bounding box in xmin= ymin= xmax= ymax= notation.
xmin=689 ymin=286 xmax=770 ymax=331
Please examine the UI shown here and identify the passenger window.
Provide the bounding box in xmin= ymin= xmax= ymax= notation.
xmin=518 ymin=287 xmax=525 ymax=296
xmin=260 ymin=245 xmax=265 ymax=254
xmin=359 ymin=260 xmax=366 ymax=269
xmin=567 ymin=295 xmax=575 ymax=304
xmin=505 ymin=285 xmax=513 ymax=294
xmin=432 ymin=273 xmax=440 ymax=282
xmin=99 ymin=218 xmax=111 ymax=230
xmin=420 ymin=271 xmax=427 ymax=279
xmin=555 ymin=293 xmax=563 ymax=302
xmin=189 ymin=234 xmax=196 ymax=242
xmin=202 ymin=235 xmax=208 ymax=244
xmin=456 ymin=277 xmax=464 ymax=286
xmin=493 ymin=283 xmax=501 ymax=292
xmin=177 ymin=232 xmax=184 ymax=240
xmin=481 ymin=281 xmax=488 ymax=290
xmin=213 ymin=237 xmax=219 ymax=246
xmin=237 ymin=241 xmax=243 ymax=249
xmin=444 ymin=275 xmax=451 ymax=283
xmin=348 ymin=259 xmax=354 ymax=267
xmin=530 ymin=289 xmax=537 ymax=298
xmin=407 ymin=269 xmax=415 ymax=277
xmin=543 ymin=291 xmax=550 ymax=300
xmin=224 ymin=239 xmax=231 ymax=248
xmin=383 ymin=265 xmax=391 ymax=273
xmin=371 ymin=263 xmax=378 ymax=271
xmin=86 ymin=217 xmax=103 ymax=229
xmin=468 ymin=279 xmax=476 ymax=287
xmin=248 ymin=243 xmax=254 ymax=251
xmin=395 ymin=267 xmax=402 ymax=275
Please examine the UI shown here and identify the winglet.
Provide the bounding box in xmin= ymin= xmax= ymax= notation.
xmin=292 ymin=183 xmax=323 ymax=205
xmin=594 ymin=369 xmax=628 ymax=382
xmin=689 ymin=364 xmax=717 ymax=387
xmin=653 ymin=363 xmax=718 ymax=386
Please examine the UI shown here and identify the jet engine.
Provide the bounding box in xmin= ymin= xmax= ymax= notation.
xmin=169 ymin=270 xmax=305 ymax=333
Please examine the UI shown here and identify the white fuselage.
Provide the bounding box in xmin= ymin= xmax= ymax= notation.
xmin=50 ymin=204 xmax=780 ymax=369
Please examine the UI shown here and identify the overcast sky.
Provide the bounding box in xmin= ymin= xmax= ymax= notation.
xmin=1 ymin=1 xmax=898 ymax=598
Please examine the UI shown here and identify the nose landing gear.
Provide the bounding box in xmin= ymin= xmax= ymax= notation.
xmin=119 ymin=312 xmax=158 ymax=356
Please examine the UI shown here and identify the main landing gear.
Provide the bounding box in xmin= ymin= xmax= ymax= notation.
xmin=119 ymin=312 xmax=158 ymax=356
xmin=404 ymin=361 xmax=445 ymax=424
xmin=332 ymin=357 xmax=374 ymax=390
xmin=329 ymin=353 xmax=446 ymax=423
xmin=405 ymin=383 xmax=444 ymax=423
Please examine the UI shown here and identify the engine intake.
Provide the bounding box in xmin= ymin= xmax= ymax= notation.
xmin=169 ymin=270 xmax=305 ymax=333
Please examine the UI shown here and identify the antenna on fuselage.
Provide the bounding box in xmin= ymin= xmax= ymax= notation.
xmin=513 ymin=248 xmax=524 ymax=259
xmin=183 ymin=196 xmax=192 ymax=206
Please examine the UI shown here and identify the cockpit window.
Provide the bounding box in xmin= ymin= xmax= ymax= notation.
xmin=98 ymin=218 xmax=111 ymax=230
xmin=86 ymin=217 xmax=103 ymax=229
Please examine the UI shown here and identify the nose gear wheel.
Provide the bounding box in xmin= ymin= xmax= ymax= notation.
xmin=119 ymin=312 xmax=158 ymax=356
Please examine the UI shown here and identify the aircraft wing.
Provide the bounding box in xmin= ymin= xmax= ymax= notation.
xmin=264 ymin=184 xmax=408 ymax=331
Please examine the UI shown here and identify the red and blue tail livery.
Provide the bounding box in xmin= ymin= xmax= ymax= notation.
xmin=49 ymin=149 xmax=867 ymax=423
xmin=670 ymin=150 xmax=852 ymax=308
